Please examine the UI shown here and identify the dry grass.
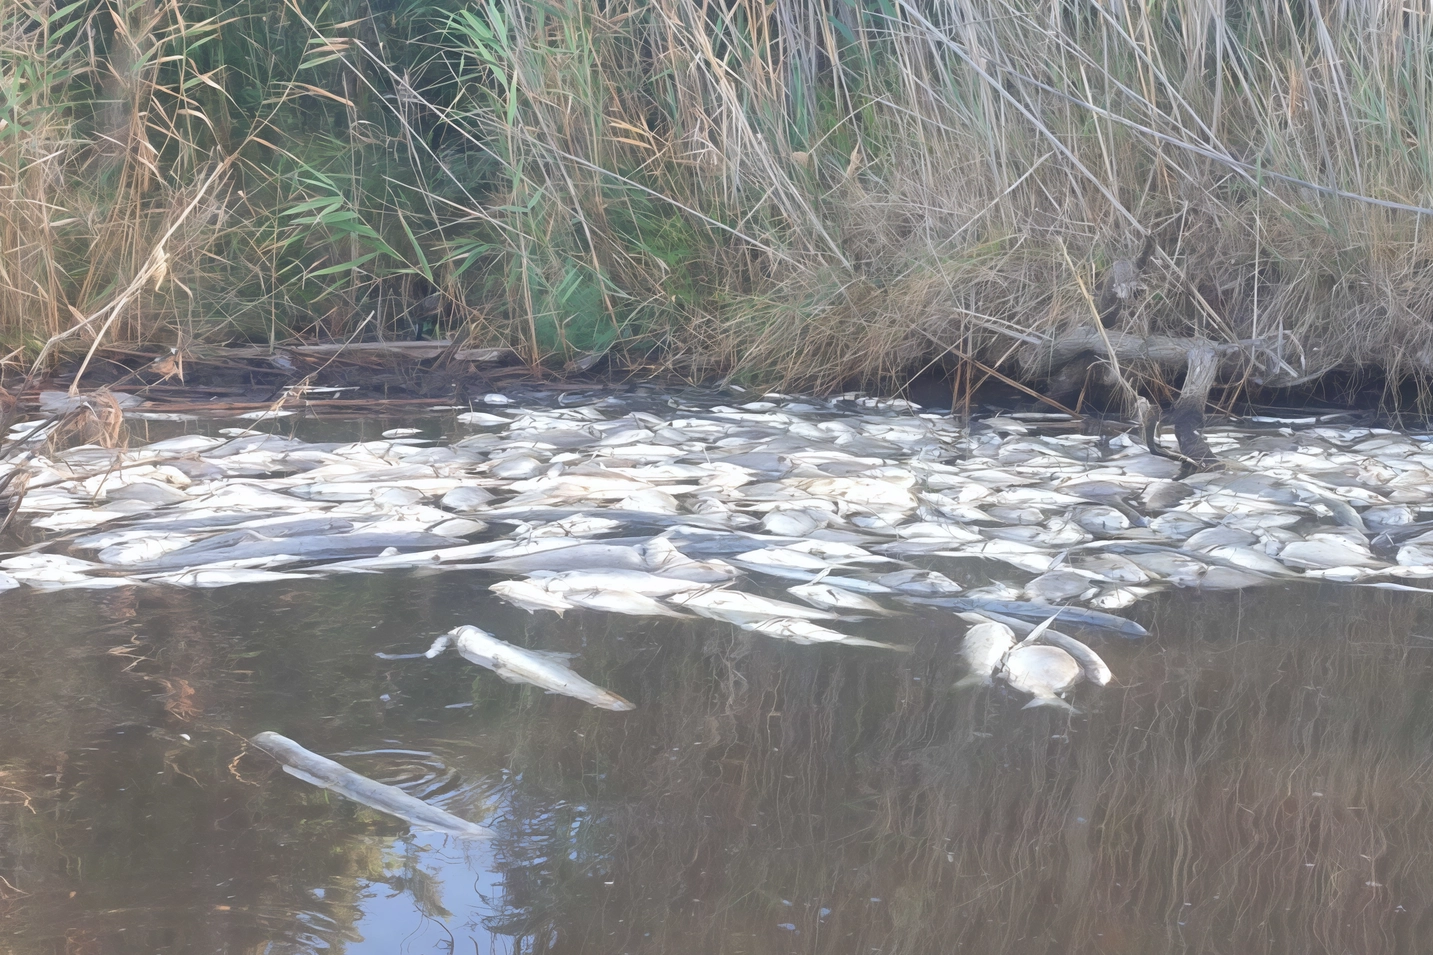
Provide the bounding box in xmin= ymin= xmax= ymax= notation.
xmin=6 ymin=0 xmax=1433 ymax=394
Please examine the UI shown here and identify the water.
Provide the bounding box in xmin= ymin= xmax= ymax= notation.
xmin=5 ymin=399 xmax=1433 ymax=954
xmin=3 ymin=568 xmax=1433 ymax=953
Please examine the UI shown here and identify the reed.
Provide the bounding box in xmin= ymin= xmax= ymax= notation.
xmin=6 ymin=0 xmax=1433 ymax=393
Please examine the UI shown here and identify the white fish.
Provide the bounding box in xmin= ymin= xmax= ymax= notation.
xmin=999 ymin=645 xmax=1082 ymax=711
xmin=1023 ymin=569 xmax=1102 ymax=603
xmin=97 ymin=536 xmax=196 ymax=565
xmin=560 ymin=588 xmax=694 ymax=618
xmin=154 ymin=568 xmax=309 ymax=587
xmin=1278 ymin=536 xmax=1382 ymax=569
xmin=810 ymin=575 xmax=895 ymax=595
xmin=445 ymin=625 xmax=634 ymax=711
xmin=731 ymin=547 xmax=835 ymax=578
xmin=1029 ymin=631 xmax=1112 ymax=686
xmin=532 ymin=570 xmax=709 ymax=597
xmin=1073 ymin=553 xmax=1150 ymax=583
xmin=742 ymin=617 xmax=905 ymax=650
xmin=441 ymin=486 xmax=495 ymax=511
xmin=957 ymin=620 xmax=1017 ymax=687
xmin=456 ymin=411 xmax=511 ymax=425
xmin=667 ymin=589 xmax=835 ymax=625
xmin=489 ymin=579 xmax=574 ymax=614
xmin=876 ymin=568 xmax=962 ymax=595
xmin=1090 ymin=585 xmax=1160 ymax=609
xmin=249 ymin=732 xmax=492 ymax=840
xmin=522 ymin=515 xmax=626 ymax=538
xmin=786 ymin=582 xmax=891 ymax=614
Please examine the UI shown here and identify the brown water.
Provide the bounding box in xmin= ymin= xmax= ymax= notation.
xmin=2 ymin=566 xmax=1432 ymax=954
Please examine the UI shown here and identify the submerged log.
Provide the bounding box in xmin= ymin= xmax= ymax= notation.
xmin=1166 ymin=343 xmax=1221 ymax=469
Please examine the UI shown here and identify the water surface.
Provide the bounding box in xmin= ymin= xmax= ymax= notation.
xmin=3 ymin=567 xmax=1432 ymax=954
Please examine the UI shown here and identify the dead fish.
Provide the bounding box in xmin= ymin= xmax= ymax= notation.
xmin=1090 ymin=585 xmax=1161 ymax=609
xmin=1024 ymin=630 xmax=1112 ymax=686
xmin=904 ymin=597 xmax=1149 ymax=638
xmin=998 ymin=645 xmax=1083 ymax=711
xmin=478 ymin=541 xmax=652 ymax=574
xmin=786 ymin=582 xmax=892 ymax=615
xmin=743 ymin=617 xmax=905 ymax=650
xmin=561 ymin=588 xmax=694 ymax=618
xmin=490 ymin=579 xmax=574 ymax=614
xmin=1023 ymin=569 xmax=1102 ymax=603
xmin=444 ymin=625 xmax=635 ymax=711
xmin=1278 ymin=536 xmax=1382 ymax=570
xmin=152 ymin=568 xmax=309 ymax=587
xmin=956 ymin=619 xmax=1017 ymax=687
xmin=529 ymin=569 xmax=710 ymax=597
xmin=731 ymin=547 xmax=837 ymax=579
xmin=249 ymin=731 xmax=493 ymax=839
xmin=667 ymin=589 xmax=836 ymax=626
xmin=876 ymin=568 xmax=962 ymax=595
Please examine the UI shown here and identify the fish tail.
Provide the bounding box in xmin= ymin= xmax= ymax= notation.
xmin=1021 ymin=695 xmax=1080 ymax=714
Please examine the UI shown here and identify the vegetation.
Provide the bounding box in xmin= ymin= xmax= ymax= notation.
xmin=5 ymin=0 xmax=1433 ymax=391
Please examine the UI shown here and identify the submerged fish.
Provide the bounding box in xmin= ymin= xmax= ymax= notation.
xmin=743 ymin=617 xmax=906 ymax=650
xmin=249 ymin=731 xmax=492 ymax=839
xmin=561 ymin=588 xmax=693 ymax=618
xmin=443 ymin=625 xmax=635 ymax=711
xmin=489 ymin=579 xmax=574 ymax=614
xmin=1025 ymin=630 xmax=1113 ymax=686
xmin=786 ymin=582 xmax=892 ymax=615
xmin=667 ymin=589 xmax=836 ymax=626
xmin=998 ymin=645 xmax=1083 ymax=711
xmin=905 ymin=596 xmax=1149 ymax=638
xmin=530 ymin=569 xmax=710 ymax=597
xmin=956 ymin=619 xmax=1017 ymax=687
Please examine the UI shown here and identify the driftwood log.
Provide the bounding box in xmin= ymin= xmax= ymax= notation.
xmin=1021 ymin=328 xmax=1229 ymax=470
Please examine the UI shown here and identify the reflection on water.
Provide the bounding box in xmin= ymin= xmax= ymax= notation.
xmin=2 ymin=571 xmax=1432 ymax=954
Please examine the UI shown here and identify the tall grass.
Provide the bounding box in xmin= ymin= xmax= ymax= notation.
xmin=6 ymin=0 xmax=1433 ymax=390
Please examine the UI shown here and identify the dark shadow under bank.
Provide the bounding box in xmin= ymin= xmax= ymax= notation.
xmin=2 ymin=573 xmax=1432 ymax=955
xmin=10 ymin=348 xmax=1431 ymax=425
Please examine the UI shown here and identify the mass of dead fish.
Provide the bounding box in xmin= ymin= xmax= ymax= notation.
xmin=8 ymin=388 xmax=1433 ymax=688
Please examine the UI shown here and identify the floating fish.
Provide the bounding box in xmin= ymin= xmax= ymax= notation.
xmin=489 ymin=579 xmax=574 ymax=614
xmin=249 ymin=732 xmax=493 ymax=839
xmin=999 ymin=645 xmax=1083 ymax=712
xmin=667 ymin=589 xmax=836 ymax=626
xmin=956 ymin=619 xmax=1016 ymax=687
xmin=561 ymin=588 xmax=694 ymax=618
xmin=786 ymin=582 xmax=892 ymax=615
xmin=442 ymin=625 xmax=635 ymax=711
xmin=743 ymin=617 xmax=906 ymax=650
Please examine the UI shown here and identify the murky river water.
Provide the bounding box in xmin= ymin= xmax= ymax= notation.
xmin=3 ymin=411 xmax=1433 ymax=953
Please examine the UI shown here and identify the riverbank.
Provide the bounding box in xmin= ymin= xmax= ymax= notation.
xmin=7 ymin=0 xmax=1433 ymax=400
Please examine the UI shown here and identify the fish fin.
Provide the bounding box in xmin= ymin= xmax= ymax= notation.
xmin=423 ymin=633 xmax=454 ymax=658
xmin=530 ymin=648 xmax=576 ymax=664
xmin=953 ymin=673 xmax=990 ymax=690
xmin=1017 ymin=611 xmax=1064 ymax=647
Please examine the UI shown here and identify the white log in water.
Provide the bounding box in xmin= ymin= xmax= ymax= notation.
xmin=249 ymin=732 xmax=493 ymax=840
